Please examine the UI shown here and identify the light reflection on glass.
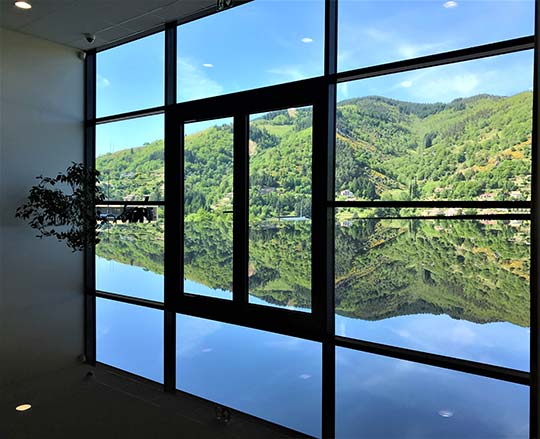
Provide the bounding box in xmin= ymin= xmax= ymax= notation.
xmin=176 ymin=314 xmax=322 ymax=438
xmin=336 ymin=347 xmax=529 ymax=439
xmin=96 ymin=298 xmax=163 ymax=383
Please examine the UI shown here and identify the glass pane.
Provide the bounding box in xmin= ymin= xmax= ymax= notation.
xmin=97 ymin=32 xmax=164 ymax=117
xmin=176 ymin=314 xmax=321 ymax=438
xmin=336 ymin=347 xmax=529 ymax=439
xmin=335 ymin=208 xmax=530 ymax=371
xmin=249 ymin=107 xmax=312 ymax=311
xmin=184 ymin=118 xmax=234 ymax=299
xmin=96 ymin=206 xmax=164 ymax=302
xmin=338 ymin=0 xmax=535 ymax=72
xmin=177 ymin=0 xmax=324 ymax=102
xmin=96 ymin=114 xmax=164 ymax=202
xmin=96 ymin=298 xmax=163 ymax=383
xmin=336 ymin=51 xmax=534 ymax=202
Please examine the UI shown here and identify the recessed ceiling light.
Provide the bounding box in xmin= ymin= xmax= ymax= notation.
xmin=16 ymin=404 xmax=32 ymax=412
xmin=14 ymin=1 xmax=32 ymax=9
xmin=301 ymin=37 xmax=313 ymax=43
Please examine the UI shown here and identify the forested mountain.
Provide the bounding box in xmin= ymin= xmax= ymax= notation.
xmin=97 ymin=91 xmax=532 ymax=206
xmin=96 ymin=91 xmax=532 ymax=327
xmin=97 ymin=216 xmax=530 ymax=326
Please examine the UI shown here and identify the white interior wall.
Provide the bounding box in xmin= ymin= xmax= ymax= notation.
xmin=0 ymin=28 xmax=85 ymax=389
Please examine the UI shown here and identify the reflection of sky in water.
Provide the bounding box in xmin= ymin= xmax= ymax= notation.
xmin=96 ymin=298 xmax=163 ymax=383
xmin=98 ymin=257 xmax=529 ymax=371
xmin=336 ymin=347 xmax=529 ymax=439
xmin=176 ymin=314 xmax=322 ymax=438
xmin=97 ymin=260 xmax=529 ymax=438
xmin=96 ymin=256 xmax=163 ymax=302
xmin=336 ymin=313 xmax=529 ymax=371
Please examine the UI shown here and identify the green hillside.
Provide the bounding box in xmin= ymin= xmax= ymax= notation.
xmin=97 ymin=92 xmax=532 ymax=206
xmin=96 ymin=91 xmax=532 ymax=326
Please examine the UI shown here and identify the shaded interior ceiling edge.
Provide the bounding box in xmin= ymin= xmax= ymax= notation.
xmin=93 ymin=0 xmax=254 ymax=53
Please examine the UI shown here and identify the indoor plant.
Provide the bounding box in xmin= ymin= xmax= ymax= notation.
xmin=15 ymin=162 xmax=106 ymax=251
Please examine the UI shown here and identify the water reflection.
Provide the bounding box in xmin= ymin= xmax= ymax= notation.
xmin=336 ymin=347 xmax=529 ymax=439
xmin=96 ymin=212 xmax=530 ymax=370
xmin=176 ymin=314 xmax=322 ymax=438
xmin=335 ymin=214 xmax=530 ymax=371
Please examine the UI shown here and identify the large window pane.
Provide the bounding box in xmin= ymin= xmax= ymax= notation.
xmin=338 ymin=0 xmax=535 ymax=72
xmin=96 ymin=114 xmax=164 ymax=202
xmin=184 ymin=119 xmax=234 ymax=299
xmin=336 ymin=347 xmax=529 ymax=439
xmin=97 ymin=32 xmax=164 ymax=117
xmin=336 ymin=51 xmax=533 ymax=202
xmin=249 ymin=107 xmax=312 ymax=311
xmin=176 ymin=314 xmax=321 ymax=438
xmin=96 ymin=298 xmax=163 ymax=383
xmin=96 ymin=207 xmax=164 ymax=302
xmin=335 ymin=208 xmax=530 ymax=371
xmin=177 ymin=1 xmax=324 ymax=102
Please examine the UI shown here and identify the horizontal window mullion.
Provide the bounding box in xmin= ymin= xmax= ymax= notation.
xmin=95 ymin=290 xmax=165 ymax=310
xmin=330 ymin=200 xmax=531 ymax=209
xmin=336 ymin=335 xmax=530 ymax=386
xmin=336 ymin=36 xmax=534 ymax=84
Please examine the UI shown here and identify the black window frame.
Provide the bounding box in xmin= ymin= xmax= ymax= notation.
xmin=84 ymin=1 xmax=539 ymax=438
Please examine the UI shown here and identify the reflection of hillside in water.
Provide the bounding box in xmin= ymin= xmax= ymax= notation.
xmin=95 ymin=216 xmax=530 ymax=327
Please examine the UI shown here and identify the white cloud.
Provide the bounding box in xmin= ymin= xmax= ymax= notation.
xmin=401 ymin=69 xmax=481 ymax=102
xmin=177 ymin=58 xmax=223 ymax=101
xmin=202 ymin=63 xmax=214 ymax=68
xmin=398 ymin=42 xmax=448 ymax=59
xmin=301 ymin=37 xmax=313 ymax=43
xmin=338 ymin=82 xmax=350 ymax=101
xmin=443 ymin=1 xmax=458 ymax=8
xmin=97 ymin=75 xmax=110 ymax=89
xmin=395 ymin=329 xmax=412 ymax=338
xmin=266 ymin=66 xmax=305 ymax=82
xmin=400 ymin=80 xmax=413 ymax=88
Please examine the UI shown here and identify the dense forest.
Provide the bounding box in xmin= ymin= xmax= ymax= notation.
xmin=97 ymin=216 xmax=530 ymax=326
xmin=96 ymin=91 xmax=532 ymax=327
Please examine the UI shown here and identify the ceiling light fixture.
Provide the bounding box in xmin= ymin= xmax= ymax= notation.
xmin=14 ymin=1 xmax=32 ymax=9
xmin=15 ymin=404 xmax=32 ymax=412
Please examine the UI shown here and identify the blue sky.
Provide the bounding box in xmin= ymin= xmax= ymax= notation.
xmin=96 ymin=0 xmax=535 ymax=155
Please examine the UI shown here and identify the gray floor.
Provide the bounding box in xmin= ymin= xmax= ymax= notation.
xmin=0 ymin=363 xmax=311 ymax=439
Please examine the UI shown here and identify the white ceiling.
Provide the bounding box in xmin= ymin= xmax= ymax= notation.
xmin=0 ymin=0 xmax=216 ymax=50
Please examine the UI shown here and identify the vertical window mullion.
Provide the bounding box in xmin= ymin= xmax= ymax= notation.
xmin=85 ymin=49 xmax=97 ymax=366
xmin=233 ymin=114 xmax=249 ymax=307
xmin=323 ymin=0 xmax=338 ymax=438
xmin=529 ymin=2 xmax=539 ymax=436
xmin=164 ymin=23 xmax=178 ymax=393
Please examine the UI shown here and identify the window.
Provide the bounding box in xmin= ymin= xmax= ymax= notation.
xmin=177 ymin=314 xmax=322 ymax=438
xmin=335 ymin=210 xmax=530 ymax=370
xmin=97 ymin=32 xmax=164 ymax=117
xmin=96 ymin=298 xmax=163 ymax=383
xmin=89 ymin=2 xmax=537 ymax=438
xmin=96 ymin=114 xmax=164 ymax=202
xmin=338 ymin=0 xmax=535 ymax=72
xmin=336 ymin=347 xmax=529 ymax=439
xmin=184 ymin=118 xmax=234 ymax=300
xmin=96 ymin=209 xmax=164 ymax=302
xmin=336 ymin=51 xmax=534 ymax=202
xmin=249 ymin=107 xmax=313 ymax=311
xmin=177 ymin=0 xmax=324 ymax=102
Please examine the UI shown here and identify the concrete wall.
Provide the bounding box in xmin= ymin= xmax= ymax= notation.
xmin=0 ymin=28 xmax=84 ymax=388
